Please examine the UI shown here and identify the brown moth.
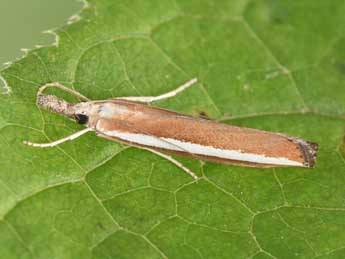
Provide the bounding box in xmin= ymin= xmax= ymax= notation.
xmin=24 ymin=79 xmax=318 ymax=179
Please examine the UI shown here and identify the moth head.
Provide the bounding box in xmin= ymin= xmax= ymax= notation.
xmin=72 ymin=102 xmax=94 ymax=125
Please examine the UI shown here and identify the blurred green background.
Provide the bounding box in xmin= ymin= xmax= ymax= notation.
xmin=0 ymin=0 xmax=82 ymax=67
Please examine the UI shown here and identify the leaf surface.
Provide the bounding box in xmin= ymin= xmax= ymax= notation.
xmin=1 ymin=0 xmax=345 ymax=258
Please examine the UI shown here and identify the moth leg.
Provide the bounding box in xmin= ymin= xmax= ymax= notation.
xmin=95 ymin=132 xmax=199 ymax=180
xmin=143 ymin=147 xmax=199 ymax=180
xmin=38 ymin=82 xmax=90 ymax=101
xmin=23 ymin=128 xmax=93 ymax=148
xmin=116 ymin=78 xmax=197 ymax=103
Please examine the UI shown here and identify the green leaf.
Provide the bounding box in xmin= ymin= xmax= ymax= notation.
xmin=1 ymin=0 xmax=345 ymax=258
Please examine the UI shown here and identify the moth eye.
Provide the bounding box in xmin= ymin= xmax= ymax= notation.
xmin=75 ymin=114 xmax=89 ymax=124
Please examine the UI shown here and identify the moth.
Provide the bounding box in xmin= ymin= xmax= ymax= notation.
xmin=24 ymin=79 xmax=318 ymax=180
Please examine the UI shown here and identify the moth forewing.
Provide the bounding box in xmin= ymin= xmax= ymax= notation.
xmin=88 ymin=99 xmax=318 ymax=168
